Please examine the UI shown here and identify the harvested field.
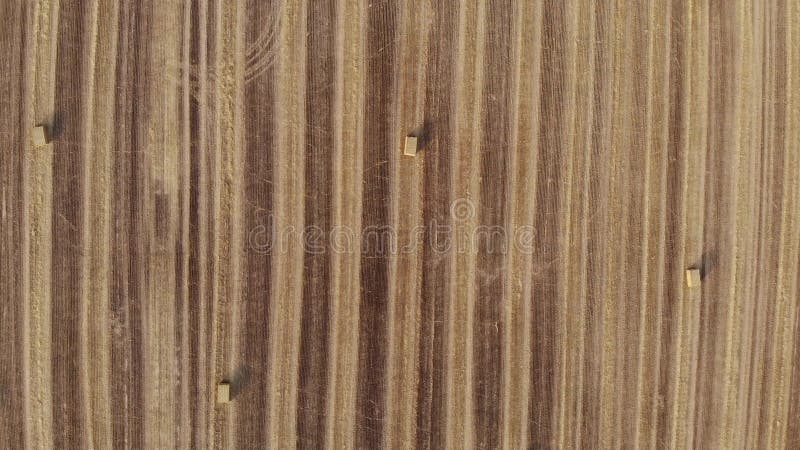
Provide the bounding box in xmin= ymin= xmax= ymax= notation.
xmin=2 ymin=0 xmax=800 ymax=448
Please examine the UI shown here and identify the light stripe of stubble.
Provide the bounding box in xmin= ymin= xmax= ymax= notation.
xmin=325 ymin=0 xmax=365 ymax=447
xmin=445 ymin=1 xmax=485 ymax=448
xmin=266 ymin=0 xmax=308 ymax=447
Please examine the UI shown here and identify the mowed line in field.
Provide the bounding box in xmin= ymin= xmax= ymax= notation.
xmin=759 ymin=3 xmax=800 ymax=447
xmin=266 ymin=0 xmax=307 ymax=446
xmin=50 ymin=0 xmax=101 ymax=446
xmin=353 ymin=1 xmax=396 ymax=447
xmin=472 ymin=0 xmax=518 ymax=448
xmin=80 ymin=0 xmax=122 ymax=447
xmin=413 ymin=3 xmax=458 ymax=449
xmin=784 ymin=3 xmax=800 ymax=447
xmin=234 ymin=0 xmax=278 ymax=447
xmin=445 ymin=2 xmax=485 ymax=448
xmin=632 ymin=0 xmax=670 ymax=447
xmin=295 ymin=0 xmax=335 ymax=448
xmin=560 ymin=1 xmax=592 ymax=446
xmin=208 ymin=0 xmax=243 ymax=447
xmin=23 ymin=0 xmax=60 ymax=447
xmin=1 ymin=0 xmax=29 ymax=448
xmin=382 ymin=0 xmax=426 ymax=447
xmin=324 ymin=0 xmax=364 ymax=447
xmin=501 ymin=0 xmax=542 ymax=443
xmin=528 ymin=0 xmax=569 ymax=445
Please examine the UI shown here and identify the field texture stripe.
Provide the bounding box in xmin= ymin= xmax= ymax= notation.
xmin=266 ymin=0 xmax=307 ymax=446
xmin=295 ymin=1 xmax=335 ymax=448
xmin=325 ymin=0 xmax=365 ymax=446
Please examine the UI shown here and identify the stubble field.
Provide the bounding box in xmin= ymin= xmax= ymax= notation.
xmin=2 ymin=0 xmax=800 ymax=448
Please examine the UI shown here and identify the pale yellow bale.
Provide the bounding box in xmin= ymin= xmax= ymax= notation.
xmin=685 ymin=269 xmax=701 ymax=288
xmin=403 ymin=135 xmax=417 ymax=157
xmin=32 ymin=126 xmax=48 ymax=146
xmin=216 ymin=382 xmax=230 ymax=404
